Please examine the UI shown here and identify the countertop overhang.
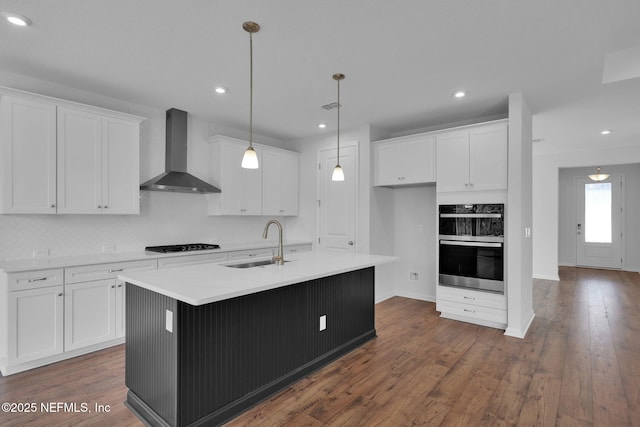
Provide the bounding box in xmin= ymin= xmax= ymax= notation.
xmin=119 ymin=251 xmax=397 ymax=306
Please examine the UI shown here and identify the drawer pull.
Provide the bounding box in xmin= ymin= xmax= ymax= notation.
xmin=463 ymin=308 xmax=476 ymax=314
xmin=27 ymin=277 xmax=47 ymax=282
xmin=57 ymin=293 xmax=63 ymax=297
xmin=117 ymin=284 xmax=123 ymax=288
xmin=463 ymin=296 xmax=475 ymax=301
xmin=108 ymin=268 xmax=124 ymax=273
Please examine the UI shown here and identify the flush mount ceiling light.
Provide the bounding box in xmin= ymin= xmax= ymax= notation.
xmin=241 ymin=21 xmax=260 ymax=169
xmin=453 ymin=90 xmax=468 ymax=98
xmin=589 ymin=167 xmax=610 ymax=182
xmin=214 ymin=87 xmax=227 ymax=94
xmin=331 ymin=73 xmax=345 ymax=182
xmin=2 ymin=11 xmax=32 ymax=26
xmin=601 ymin=129 xmax=612 ymax=135
xmin=318 ymin=123 xmax=327 ymax=129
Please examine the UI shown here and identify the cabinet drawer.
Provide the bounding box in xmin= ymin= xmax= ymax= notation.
xmin=284 ymin=244 xmax=311 ymax=254
xmin=436 ymin=285 xmax=506 ymax=310
xmin=158 ymin=252 xmax=228 ymax=269
xmin=65 ymin=259 xmax=157 ymax=284
xmin=7 ymin=268 xmax=64 ymax=291
xmin=436 ymin=299 xmax=507 ymax=325
xmin=228 ymin=248 xmax=274 ymax=261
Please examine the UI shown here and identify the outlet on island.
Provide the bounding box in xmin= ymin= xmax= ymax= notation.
xmin=319 ymin=315 xmax=327 ymax=331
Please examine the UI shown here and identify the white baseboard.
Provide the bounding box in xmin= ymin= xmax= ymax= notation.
xmin=505 ymin=311 xmax=535 ymax=339
xmin=395 ymin=290 xmax=436 ymax=303
xmin=375 ymin=291 xmax=396 ymax=304
xmin=533 ymin=274 xmax=560 ymax=281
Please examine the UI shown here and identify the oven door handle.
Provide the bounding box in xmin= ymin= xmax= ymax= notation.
xmin=440 ymin=240 xmax=503 ymax=248
xmin=439 ymin=213 xmax=502 ymax=218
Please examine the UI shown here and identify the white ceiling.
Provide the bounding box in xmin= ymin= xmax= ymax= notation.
xmin=1 ymin=0 xmax=639 ymax=153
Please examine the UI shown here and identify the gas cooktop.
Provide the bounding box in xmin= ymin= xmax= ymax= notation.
xmin=145 ymin=243 xmax=221 ymax=253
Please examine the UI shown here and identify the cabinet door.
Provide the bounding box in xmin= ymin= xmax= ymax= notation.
xmin=280 ymin=152 xmax=299 ymax=215
xmin=102 ymin=116 xmax=140 ymax=214
xmin=242 ymin=152 xmax=262 ymax=215
xmin=261 ymin=149 xmax=280 ymax=215
xmin=64 ymin=279 xmax=116 ymax=351
xmin=263 ymin=150 xmax=299 ymax=216
xmin=436 ymin=131 xmax=469 ymax=192
xmin=219 ymin=143 xmax=246 ymax=214
xmin=115 ymin=279 xmax=126 ymax=339
xmin=401 ymin=137 xmax=435 ymax=184
xmin=0 ymin=96 xmax=57 ymax=214
xmin=57 ymin=107 xmax=102 ymax=213
xmin=375 ymin=142 xmax=402 ymax=185
xmin=469 ymin=124 xmax=508 ymax=191
xmin=8 ymin=286 xmax=64 ymax=364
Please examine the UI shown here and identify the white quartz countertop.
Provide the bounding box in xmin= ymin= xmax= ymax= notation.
xmin=119 ymin=251 xmax=397 ymax=306
xmin=0 ymin=241 xmax=312 ymax=273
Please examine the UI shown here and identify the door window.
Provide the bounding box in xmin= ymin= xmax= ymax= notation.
xmin=584 ymin=182 xmax=612 ymax=243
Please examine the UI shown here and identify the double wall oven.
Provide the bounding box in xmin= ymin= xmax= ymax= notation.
xmin=438 ymin=204 xmax=504 ymax=294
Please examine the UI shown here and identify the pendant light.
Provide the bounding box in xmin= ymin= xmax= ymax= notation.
xmin=241 ymin=21 xmax=260 ymax=169
xmin=331 ymin=73 xmax=345 ymax=181
xmin=588 ymin=167 xmax=609 ymax=182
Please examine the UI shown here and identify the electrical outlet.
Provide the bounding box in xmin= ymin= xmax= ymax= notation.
xmin=319 ymin=315 xmax=327 ymax=331
xmin=166 ymin=310 xmax=173 ymax=333
xmin=33 ymin=248 xmax=49 ymax=258
xmin=102 ymin=244 xmax=116 ymax=253
xmin=409 ymin=272 xmax=419 ymax=280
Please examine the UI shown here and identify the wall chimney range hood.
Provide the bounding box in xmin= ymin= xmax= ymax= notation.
xmin=140 ymin=109 xmax=221 ymax=193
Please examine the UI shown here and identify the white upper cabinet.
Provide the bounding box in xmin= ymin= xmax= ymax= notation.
xmin=374 ymin=135 xmax=436 ymax=186
xmin=0 ymin=88 xmax=144 ymax=214
xmin=436 ymin=121 xmax=508 ymax=192
xmin=207 ymin=135 xmax=299 ymax=216
xmin=0 ymin=96 xmax=57 ymax=213
xmin=262 ymin=148 xmax=299 ymax=216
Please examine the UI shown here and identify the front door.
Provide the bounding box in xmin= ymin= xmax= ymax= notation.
xmin=317 ymin=143 xmax=357 ymax=252
xmin=576 ymin=175 xmax=623 ymax=269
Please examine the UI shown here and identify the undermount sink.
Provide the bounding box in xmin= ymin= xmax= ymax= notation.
xmin=224 ymin=259 xmax=290 ymax=269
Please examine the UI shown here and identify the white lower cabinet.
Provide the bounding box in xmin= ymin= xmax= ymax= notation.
xmin=64 ymin=279 xmax=118 ymax=351
xmin=158 ymin=252 xmax=228 ymax=269
xmin=8 ymin=285 xmax=64 ymax=365
xmin=436 ymin=285 xmax=507 ymax=329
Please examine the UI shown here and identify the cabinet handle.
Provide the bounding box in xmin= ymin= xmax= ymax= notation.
xmin=463 ymin=296 xmax=475 ymax=301
xmin=98 ymin=205 xmax=102 ymax=208
xmin=50 ymin=204 xmax=56 ymax=208
xmin=469 ymin=183 xmax=474 ymax=188
xmin=108 ymin=268 xmax=124 ymax=273
xmin=118 ymin=284 xmax=123 ymax=288
xmin=27 ymin=277 xmax=47 ymax=282
xmin=57 ymin=293 xmax=63 ymax=297
xmin=111 ymin=285 xmax=116 ymax=288
xmin=463 ymin=308 xmax=476 ymax=313
xmin=104 ymin=205 xmax=108 ymax=209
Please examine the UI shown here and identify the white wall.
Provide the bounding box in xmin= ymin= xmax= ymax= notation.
xmin=558 ymin=164 xmax=640 ymax=271
xmin=0 ymin=71 xmax=288 ymax=260
xmin=533 ymin=145 xmax=640 ymax=279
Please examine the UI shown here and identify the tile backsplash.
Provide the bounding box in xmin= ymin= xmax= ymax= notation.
xmin=0 ymin=191 xmax=285 ymax=261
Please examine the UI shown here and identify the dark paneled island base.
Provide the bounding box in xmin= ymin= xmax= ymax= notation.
xmin=124 ymin=267 xmax=376 ymax=426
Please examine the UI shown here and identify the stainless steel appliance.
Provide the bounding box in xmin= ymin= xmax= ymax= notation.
xmin=145 ymin=243 xmax=221 ymax=253
xmin=438 ymin=204 xmax=504 ymax=294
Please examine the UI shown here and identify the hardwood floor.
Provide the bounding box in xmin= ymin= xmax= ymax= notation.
xmin=1 ymin=267 xmax=638 ymax=426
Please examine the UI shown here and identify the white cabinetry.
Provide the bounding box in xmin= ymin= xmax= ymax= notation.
xmin=374 ymin=135 xmax=436 ymax=186
xmin=158 ymin=252 xmax=228 ymax=269
xmin=0 ymin=96 xmax=57 ymax=213
xmin=208 ymin=135 xmax=299 ymax=216
xmin=436 ymin=285 xmax=506 ymax=329
xmin=262 ymin=148 xmax=299 ymax=215
xmin=57 ymin=107 xmax=141 ymax=214
xmin=208 ymin=136 xmax=262 ymax=215
xmin=2 ymin=269 xmax=64 ymax=369
xmin=0 ymin=87 xmax=144 ymax=215
xmin=436 ymin=121 xmax=508 ymax=192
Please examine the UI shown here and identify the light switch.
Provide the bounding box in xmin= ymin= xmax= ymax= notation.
xmin=166 ymin=310 xmax=173 ymax=333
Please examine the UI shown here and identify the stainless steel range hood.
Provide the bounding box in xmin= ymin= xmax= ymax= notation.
xmin=140 ymin=109 xmax=221 ymax=193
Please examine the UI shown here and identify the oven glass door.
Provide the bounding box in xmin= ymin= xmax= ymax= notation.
xmin=439 ymin=240 xmax=504 ymax=293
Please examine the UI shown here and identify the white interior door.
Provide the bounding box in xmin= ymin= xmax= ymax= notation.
xmin=576 ymin=175 xmax=623 ymax=269
xmin=318 ymin=143 xmax=357 ymax=252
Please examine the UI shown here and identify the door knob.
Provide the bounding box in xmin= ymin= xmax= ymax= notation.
xmin=348 ymin=241 xmax=354 ymax=246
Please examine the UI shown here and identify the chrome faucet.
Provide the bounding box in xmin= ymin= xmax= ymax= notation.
xmin=262 ymin=219 xmax=285 ymax=265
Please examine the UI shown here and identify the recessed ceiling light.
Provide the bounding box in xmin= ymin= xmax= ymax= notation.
xmin=318 ymin=123 xmax=327 ymax=129
xmin=601 ymin=129 xmax=611 ymax=135
xmin=453 ymin=90 xmax=468 ymax=98
xmin=2 ymin=11 xmax=32 ymax=27
xmin=214 ymin=87 xmax=227 ymax=94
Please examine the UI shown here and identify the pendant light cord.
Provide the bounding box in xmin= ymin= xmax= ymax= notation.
xmin=336 ymin=77 xmax=340 ymax=164
xmin=249 ymin=29 xmax=254 ymax=148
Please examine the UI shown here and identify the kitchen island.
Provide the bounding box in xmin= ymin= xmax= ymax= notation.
xmin=119 ymin=251 xmax=396 ymax=426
